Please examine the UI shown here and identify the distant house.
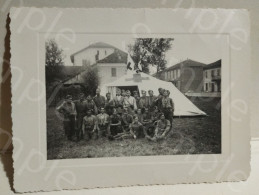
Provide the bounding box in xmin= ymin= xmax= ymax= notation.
xmin=66 ymin=42 xmax=128 ymax=87
xmin=70 ymin=42 xmax=117 ymax=66
xmin=203 ymin=60 xmax=221 ymax=93
xmin=154 ymin=59 xmax=205 ymax=93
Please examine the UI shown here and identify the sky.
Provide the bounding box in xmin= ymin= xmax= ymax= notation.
xmin=47 ymin=33 xmax=227 ymax=73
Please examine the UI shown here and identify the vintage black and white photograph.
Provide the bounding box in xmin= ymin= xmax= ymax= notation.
xmin=46 ymin=34 xmax=223 ymax=160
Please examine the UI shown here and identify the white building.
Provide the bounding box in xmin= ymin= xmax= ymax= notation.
xmin=66 ymin=42 xmax=128 ymax=87
xmin=70 ymin=42 xmax=116 ymax=66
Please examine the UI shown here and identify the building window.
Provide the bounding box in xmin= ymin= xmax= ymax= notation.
xmin=165 ymin=72 xmax=167 ymax=80
xmin=211 ymin=70 xmax=214 ymax=76
xmin=217 ymin=69 xmax=220 ymax=76
xmin=111 ymin=68 xmax=116 ymax=77
xmin=205 ymin=71 xmax=208 ymax=78
xmin=171 ymin=71 xmax=174 ymax=79
xmin=205 ymin=83 xmax=208 ymax=91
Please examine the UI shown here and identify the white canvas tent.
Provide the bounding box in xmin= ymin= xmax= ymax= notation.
xmin=101 ymin=71 xmax=206 ymax=116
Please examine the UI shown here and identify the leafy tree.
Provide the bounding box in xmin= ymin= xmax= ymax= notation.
xmin=81 ymin=66 xmax=100 ymax=95
xmin=128 ymin=38 xmax=174 ymax=73
xmin=45 ymin=39 xmax=65 ymax=83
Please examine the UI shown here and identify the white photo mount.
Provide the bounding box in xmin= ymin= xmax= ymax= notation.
xmin=10 ymin=8 xmax=250 ymax=192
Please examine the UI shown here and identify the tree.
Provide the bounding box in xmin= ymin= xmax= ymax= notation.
xmin=128 ymin=38 xmax=174 ymax=73
xmin=81 ymin=66 xmax=100 ymax=96
xmin=45 ymin=39 xmax=65 ymax=83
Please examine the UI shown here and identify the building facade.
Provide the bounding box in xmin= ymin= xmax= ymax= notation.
xmin=155 ymin=59 xmax=205 ymax=93
xmin=66 ymin=42 xmax=128 ymax=87
xmin=70 ymin=42 xmax=116 ymax=66
xmin=203 ymin=60 xmax=221 ymax=93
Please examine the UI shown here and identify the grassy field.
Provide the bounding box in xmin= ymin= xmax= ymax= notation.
xmin=47 ymin=97 xmax=221 ymax=159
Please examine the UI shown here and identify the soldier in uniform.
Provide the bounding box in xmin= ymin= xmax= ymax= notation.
xmin=129 ymin=116 xmax=145 ymax=139
xmin=109 ymin=109 xmax=122 ymax=140
xmin=139 ymin=90 xmax=149 ymax=112
xmin=155 ymin=88 xmax=165 ymax=111
xmin=133 ymin=90 xmax=140 ymax=109
xmin=148 ymin=90 xmax=157 ymax=111
xmin=142 ymin=108 xmax=155 ymax=137
xmin=85 ymin=94 xmax=98 ymax=115
xmin=96 ymin=107 xmax=110 ymax=138
xmin=147 ymin=113 xmax=171 ymax=141
xmin=161 ymin=90 xmax=174 ymax=126
xmin=123 ymin=90 xmax=137 ymax=115
xmin=151 ymin=106 xmax=161 ymax=125
xmin=104 ymin=92 xmax=115 ymax=116
xmin=73 ymin=93 xmax=87 ymax=141
xmin=121 ymin=107 xmax=133 ymax=132
xmin=93 ymin=88 xmax=106 ymax=113
xmin=82 ymin=109 xmax=98 ymax=140
xmin=56 ymin=95 xmax=77 ymax=141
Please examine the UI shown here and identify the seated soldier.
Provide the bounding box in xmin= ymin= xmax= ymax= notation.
xmin=151 ymin=106 xmax=161 ymax=125
xmin=109 ymin=109 xmax=122 ymax=140
xmin=129 ymin=115 xmax=146 ymax=139
xmin=142 ymin=108 xmax=155 ymax=137
xmin=96 ymin=107 xmax=110 ymax=138
xmin=146 ymin=113 xmax=171 ymax=141
xmin=82 ymin=109 xmax=98 ymax=141
xmin=121 ymin=107 xmax=133 ymax=132
xmin=136 ymin=108 xmax=143 ymax=122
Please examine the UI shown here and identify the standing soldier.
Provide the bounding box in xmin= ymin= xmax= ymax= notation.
xmin=82 ymin=109 xmax=98 ymax=140
xmin=155 ymin=88 xmax=165 ymax=111
xmin=85 ymin=94 xmax=98 ymax=115
xmin=93 ymin=88 xmax=106 ymax=113
xmin=133 ymin=90 xmax=140 ymax=109
xmin=105 ymin=92 xmax=115 ymax=116
xmin=56 ymin=95 xmax=77 ymax=141
xmin=139 ymin=90 xmax=149 ymax=112
xmin=96 ymin=107 xmax=110 ymax=138
xmin=147 ymin=114 xmax=171 ymax=141
xmin=148 ymin=90 xmax=157 ymax=111
xmin=74 ymin=93 xmax=87 ymax=141
xmin=123 ymin=90 xmax=137 ymax=114
xmin=161 ymin=90 xmax=174 ymax=126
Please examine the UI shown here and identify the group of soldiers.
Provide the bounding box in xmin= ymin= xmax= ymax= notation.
xmin=56 ymin=87 xmax=174 ymax=142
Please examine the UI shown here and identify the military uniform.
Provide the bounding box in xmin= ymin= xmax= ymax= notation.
xmin=121 ymin=113 xmax=133 ymax=132
xmin=142 ymin=112 xmax=154 ymax=136
xmin=129 ymin=121 xmax=145 ymax=138
xmin=93 ymin=95 xmax=106 ymax=113
xmin=56 ymin=101 xmax=77 ymax=140
xmin=155 ymin=119 xmax=171 ymax=139
xmin=96 ymin=113 xmax=110 ymax=137
xmin=109 ymin=113 xmax=122 ymax=136
xmin=85 ymin=100 xmax=98 ymax=115
xmin=105 ymin=99 xmax=115 ymax=116
xmin=161 ymin=97 xmax=174 ymax=125
xmin=82 ymin=115 xmax=97 ymax=140
xmin=74 ymin=99 xmax=87 ymax=140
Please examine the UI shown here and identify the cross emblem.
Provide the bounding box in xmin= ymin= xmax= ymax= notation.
xmin=125 ymin=73 xmax=150 ymax=82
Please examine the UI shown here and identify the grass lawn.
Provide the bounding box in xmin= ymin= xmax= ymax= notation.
xmin=47 ymin=97 xmax=221 ymax=159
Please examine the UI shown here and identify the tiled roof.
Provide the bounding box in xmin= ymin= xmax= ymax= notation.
xmin=98 ymin=49 xmax=128 ymax=64
xmin=203 ymin=59 xmax=221 ymax=70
